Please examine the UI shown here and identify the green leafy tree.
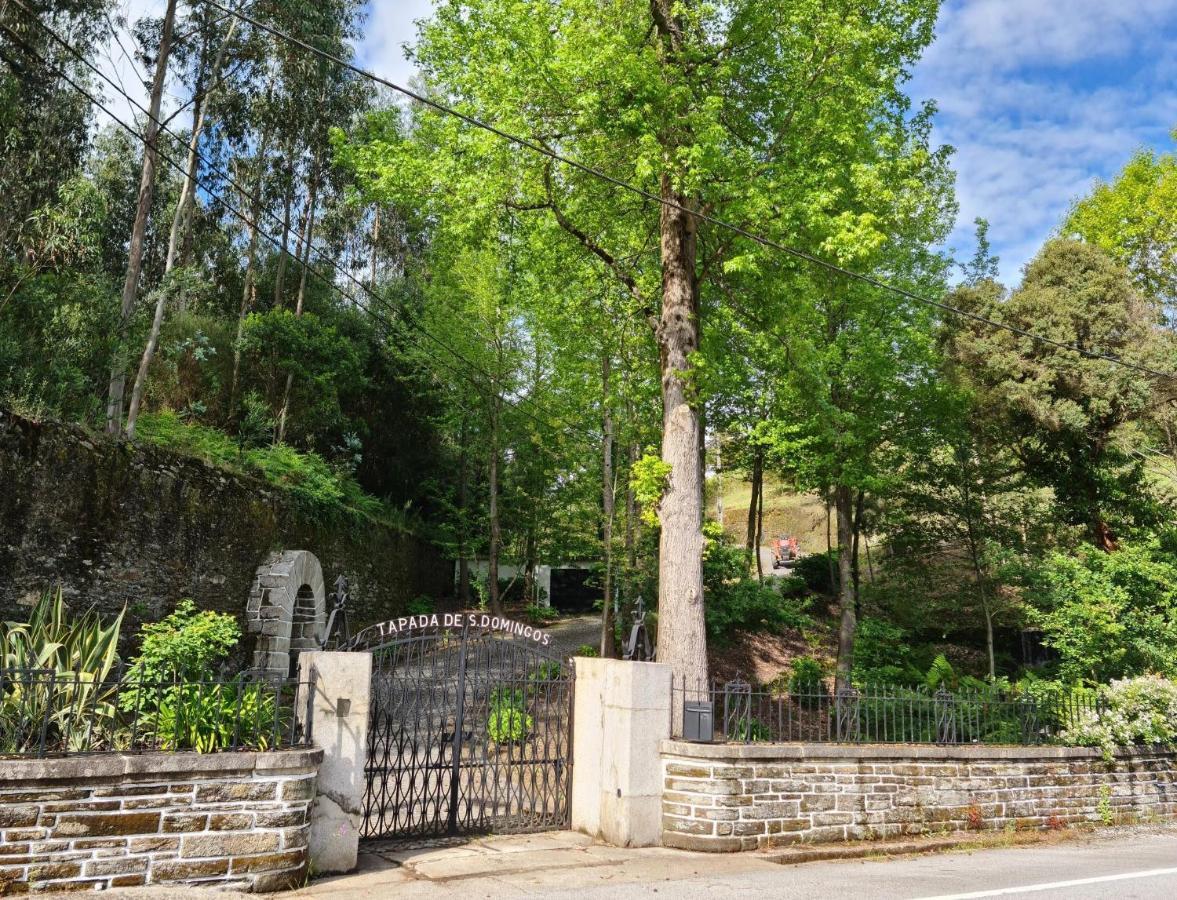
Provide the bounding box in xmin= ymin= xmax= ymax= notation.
xmin=1063 ymin=139 xmax=1176 ymax=315
xmin=949 ymin=240 xmax=1161 ymax=550
xmin=340 ymin=0 xmax=949 ymax=689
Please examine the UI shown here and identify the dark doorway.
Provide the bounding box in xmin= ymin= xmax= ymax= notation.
xmin=550 ymin=568 xmax=597 ymax=613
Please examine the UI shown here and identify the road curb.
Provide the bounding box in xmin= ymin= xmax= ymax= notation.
xmin=759 ymin=826 xmax=1099 ymax=866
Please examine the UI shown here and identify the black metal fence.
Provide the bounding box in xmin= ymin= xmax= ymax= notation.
xmin=0 ymin=668 xmax=314 ymax=758
xmin=673 ymin=677 xmax=1103 ymax=746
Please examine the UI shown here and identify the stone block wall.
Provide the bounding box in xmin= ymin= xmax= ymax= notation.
xmin=0 ymin=748 xmax=322 ymax=893
xmin=661 ymin=741 xmax=1177 ymax=852
xmin=0 ymin=410 xmax=452 ymax=661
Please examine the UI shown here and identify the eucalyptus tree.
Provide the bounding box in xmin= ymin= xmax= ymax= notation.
xmin=0 ymin=0 xmax=111 ymax=264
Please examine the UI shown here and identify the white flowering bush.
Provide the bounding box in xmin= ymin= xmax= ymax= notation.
xmin=1063 ymin=675 xmax=1177 ymax=759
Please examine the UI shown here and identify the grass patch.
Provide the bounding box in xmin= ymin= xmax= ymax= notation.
xmin=712 ymin=471 xmax=829 ymax=555
xmin=134 ymin=411 xmax=409 ymax=530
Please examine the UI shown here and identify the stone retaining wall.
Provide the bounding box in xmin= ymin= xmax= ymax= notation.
xmin=0 ymin=410 xmax=453 ymax=660
xmin=0 ymin=748 xmax=322 ymax=893
xmin=661 ymin=741 xmax=1177 ymax=852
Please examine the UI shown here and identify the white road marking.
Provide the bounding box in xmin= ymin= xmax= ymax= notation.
xmin=911 ymin=866 xmax=1177 ymax=899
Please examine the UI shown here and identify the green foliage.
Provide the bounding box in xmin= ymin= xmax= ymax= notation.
xmin=133 ymin=411 xmax=407 ymax=528
xmin=123 ymin=600 xmax=239 ymax=685
xmin=1064 ymin=675 xmax=1177 ymax=760
xmin=525 ymin=604 xmax=558 ymax=625
xmin=574 ymin=644 xmax=599 ymax=658
xmin=1026 ymin=542 xmax=1177 ymax=683
xmin=140 ymin=680 xmax=281 ymax=754
xmin=0 ymin=588 xmax=124 ymax=754
xmin=794 ymin=551 xmax=838 ymax=595
xmin=1064 ymin=143 xmax=1177 ymax=308
xmin=852 ymin=619 xmax=920 ymax=686
xmin=949 ymin=240 xmax=1160 ymax=546
xmin=702 ymin=524 xmax=811 ymax=645
xmin=631 ymin=453 xmax=672 ymax=528
xmin=487 ymin=685 xmax=532 ymax=744
xmin=530 ymin=660 xmax=562 ymax=683
xmin=730 ymin=716 xmax=772 ymax=742
xmin=788 ymin=657 xmax=827 ymax=696
xmin=406 ymin=596 xmax=435 ymax=616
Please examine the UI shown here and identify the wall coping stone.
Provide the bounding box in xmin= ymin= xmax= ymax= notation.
xmin=0 ymin=747 xmax=323 ymax=783
xmin=661 ymin=740 xmax=1174 ymax=761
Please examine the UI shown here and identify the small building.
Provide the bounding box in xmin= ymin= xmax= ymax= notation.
xmin=455 ymin=559 xmax=598 ymax=612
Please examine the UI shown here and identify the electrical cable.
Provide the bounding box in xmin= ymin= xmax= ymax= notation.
xmin=1 ymin=17 xmax=602 ymax=462
xmin=197 ymin=0 xmax=1177 ymax=383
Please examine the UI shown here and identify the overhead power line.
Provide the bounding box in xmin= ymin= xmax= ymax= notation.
xmin=198 ymin=0 xmax=1177 ymax=384
xmin=1 ymin=14 xmax=601 ymax=460
xmin=7 ymin=1 xmax=600 ymax=450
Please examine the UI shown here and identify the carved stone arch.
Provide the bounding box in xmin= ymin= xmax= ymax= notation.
xmin=246 ymin=550 xmax=326 ymax=678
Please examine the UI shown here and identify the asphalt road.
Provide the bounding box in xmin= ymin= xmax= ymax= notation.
xmin=568 ymin=832 xmax=1177 ymax=900
xmin=297 ymin=828 xmax=1177 ymax=900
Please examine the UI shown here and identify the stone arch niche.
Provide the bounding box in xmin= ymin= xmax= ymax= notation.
xmin=246 ymin=550 xmax=326 ymax=679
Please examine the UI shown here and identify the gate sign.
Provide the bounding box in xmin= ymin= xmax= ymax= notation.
xmin=350 ymin=611 xmax=554 ymax=649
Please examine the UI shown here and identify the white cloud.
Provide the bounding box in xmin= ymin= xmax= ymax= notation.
xmin=90 ymin=2 xmax=1175 ymax=288
xmin=912 ymin=0 xmax=1177 ymax=284
xmin=358 ymin=0 xmax=431 ymax=88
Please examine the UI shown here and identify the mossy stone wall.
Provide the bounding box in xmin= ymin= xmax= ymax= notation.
xmin=0 ymin=410 xmax=451 ymax=649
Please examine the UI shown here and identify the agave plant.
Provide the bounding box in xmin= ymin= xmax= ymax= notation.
xmin=0 ymin=588 xmax=124 ymax=754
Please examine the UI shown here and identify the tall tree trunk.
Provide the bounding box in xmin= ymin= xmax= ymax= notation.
xmin=655 ymin=172 xmax=707 ymax=698
xmin=487 ymin=397 xmax=504 ymax=617
xmin=833 ymin=484 xmax=856 ymax=690
xmin=523 ymin=526 xmax=537 ymax=605
xmin=745 ymin=449 xmax=762 ymax=569
xmin=600 ymin=353 xmax=617 ymax=658
xmin=105 ymin=0 xmax=178 ymax=434
xmin=126 ymin=18 xmax=240 ymax=439
xmin=826 ymin=499 xmax=836 ymax=592
xmin=851 ymin=489 xmax=865 ymax=612
xmin=272 ymin=153 xmax=295 ymax=308
xmin=457 ymin=419 xmax=471 ymax=609
xmin=165 ymin=16 xmax=238 ymax=277
xmin=228 ymin=139 xmax=269 ymax=421
xmin=755 ymin=471 xmax=765 ymax=582
xmin=276 ymin=163 xmax=320 ymax=444
xmin=369 ymin=206 xmax=380 ymax=287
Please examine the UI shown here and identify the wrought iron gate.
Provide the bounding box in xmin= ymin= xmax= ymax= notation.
xmin=360 ymin=622 xmax=573 ymax=840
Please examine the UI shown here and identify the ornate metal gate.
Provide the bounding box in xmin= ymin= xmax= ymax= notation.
xmin=357 ymin=618 xmax=573 ymax=840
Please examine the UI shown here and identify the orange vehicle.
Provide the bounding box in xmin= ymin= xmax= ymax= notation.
xmin=771 ymin=535 xmax=800 ymax=569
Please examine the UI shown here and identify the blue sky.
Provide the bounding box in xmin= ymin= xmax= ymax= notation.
xmin=109 ymin=1 xmax=1177 ymax=285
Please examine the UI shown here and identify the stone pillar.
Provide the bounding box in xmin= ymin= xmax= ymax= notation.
xmin=297 ymin=651 xmax=371 ymax=875
xmin=571 ymin=657 xmax=672 ymax=847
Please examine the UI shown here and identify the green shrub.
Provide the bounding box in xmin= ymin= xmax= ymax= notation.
xmin=122 ymin=600 xmax=238 ymax=685
xmin=537 ymin=660 xmax=562 ymax=679
xmin=574 ymin=643 xmax=600 ymax=658
xmin=788 ymin=656 xmax=827 ymax=699
xmin=729 ymin=715 xmax=772 ymax=742
xmin=853 ymin=618 xmax=921 ymax=686
xmin=142 ymin=680 xmax=282 ymax=753
xmin=703 ymin=523 xmax=811 ymax=645
xmin=134 ymin=411 xmax=407 ymax=529
xmin=794 ymin=550 xmax=838 ymax=595
xmin=526 ymin=603 xmax=558 ymax=625
xmin=1026 ymin=543 xmax=1177 ymax=683
xmin=488 ymin=704 xmax=533 ymax=744
xmin=406 ymin=596 xmax=435 ymax=616
xmin=487 ymin=685 xmax=532 ymax=744
xmin=0 ymin=588 xmax=123 ymax=754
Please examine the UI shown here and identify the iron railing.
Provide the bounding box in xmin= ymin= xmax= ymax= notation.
xmin=0 ymin=667 xmax=314 ymax=758
xmin=673 ymin=677 xmax=1103 ymax=746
